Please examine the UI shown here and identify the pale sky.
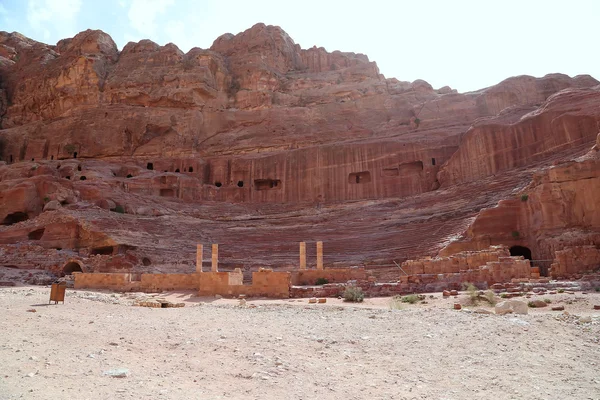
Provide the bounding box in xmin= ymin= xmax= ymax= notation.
xmin=0 ymin=0 xmax=598 ymax=92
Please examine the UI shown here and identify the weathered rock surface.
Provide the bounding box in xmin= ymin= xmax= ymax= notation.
xmin=0 ymin=24 xmax=598 ymax=278
xmin=495 ymin=300 xmax=528 ymax=315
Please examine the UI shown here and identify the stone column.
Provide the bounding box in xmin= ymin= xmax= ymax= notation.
xmin=211 ymin=244 xmax=219 ymax=272
xmin=299 ymin=242 xmax=306 ymax=270
xmin=196 ymin=244 xmax=203 ymax=273
xmin=316 ymin=241 xmax=323 ymax=270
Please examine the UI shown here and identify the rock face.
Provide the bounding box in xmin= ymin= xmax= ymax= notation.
xmin=0 ymin=23 xmax=599 ymax=277
xmin=441 ymin=137 xmax=600 ymax=277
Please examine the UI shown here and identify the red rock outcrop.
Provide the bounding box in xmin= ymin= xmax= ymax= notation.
xmin=0 ymin=24 xmax=598 ymax=278
xmin=441 ymin=135 xmax=600 ymax=277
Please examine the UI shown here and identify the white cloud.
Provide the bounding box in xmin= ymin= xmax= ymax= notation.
xmin=26 ymin=0 xmax=82 ymax=40
xmin=127 ymin=0 xmax=173 ymax=37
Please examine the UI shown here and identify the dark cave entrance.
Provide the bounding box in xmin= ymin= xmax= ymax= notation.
xmin=509 ymin=245 xmax=532 ymax=260
xmin=2 ymin=212 xmax=29 ymax=226
xmin=63 ymin=262 xmax=83 ymax=276
xmin=509 ymin=245 xmax=546 ymax=276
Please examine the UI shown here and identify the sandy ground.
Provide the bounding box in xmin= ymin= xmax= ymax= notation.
xmin=1 ymin=287 xmax=599 ymax=400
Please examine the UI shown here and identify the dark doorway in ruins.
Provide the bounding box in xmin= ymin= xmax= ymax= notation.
xmin=147 ymin=162 xmax=154 ymax=170
xmin=160 ymin=188 xmax=175 ymax=197
xmin=28 ymin=228 xmax=45 ymax=240
xmin=432 ymin=158 xmax=436 ymax=166
xmin=188 ymin=167 xmax=193 ymax=172
xmin=237 ymin=181 xmax=244 ymax=187
xmin=73 ymin=152 xmax=77 ymax=158
xmin=509 ymin=245 xmax=532 ymax=261
xmin=254 ymin=179 xmax=281 ymax=190
xmin=63 ymin=262 xmax=83 ymax=275
xmin=348 ymin=171 xmax=371 ymax=184
xmin=2 ymin=212 xmax=29 ymax=226
xmin=91 ymin=246 xmax=114 ymax=255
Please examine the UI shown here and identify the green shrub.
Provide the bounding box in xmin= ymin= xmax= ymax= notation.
xmin=315 ymin=278 xmax=329 ymax=285
xmin=400 ymin=294 xmax=420 ymax=304
xmin=414 ymin=118 xmax=421 ymax=127
xmin=558 ymin=289 xmax=565 ymax=293
xmin=520 ymin=194 xmax=529 ymax=202
xmin=113 ymin=205 xmax=125 ymax=214
xmin=511 ymin=231 xmax=520 ymax=239
xmin=343 ymin=286 xmax=364 ymax=302
xmin=484 ymin=290 xmax=497 ymax=305
xmin=543 ymin=298 xmax=552 ymax=304
xmin=500 ymin=293 xmax=510 ymax=299
xmin=43 ymin=196 xmax=50 ymax=203
xmin=528 ymin=301 xmax=537 ymax=308
xmin=595 ymin=287 xmax=600 ymax=292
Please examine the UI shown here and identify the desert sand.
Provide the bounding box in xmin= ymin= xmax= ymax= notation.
xmin=1 ymin=286 xmax=599 ymax=400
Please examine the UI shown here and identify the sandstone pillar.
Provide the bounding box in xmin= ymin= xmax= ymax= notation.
xmin=316 ymin=241 xmax=323 ymax=270
xmin=211 ymin=244 xmax=219 ymax=272
xmin=196 ymin=244 xmax=203 ymax=273
xmin=299 ymin=242 xmax=306 ymax=270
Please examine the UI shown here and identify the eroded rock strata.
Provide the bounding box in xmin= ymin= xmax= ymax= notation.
xmin=0 ymin=23 xmax=598 ymax=279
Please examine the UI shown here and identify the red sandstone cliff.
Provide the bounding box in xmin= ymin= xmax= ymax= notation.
xmin=0 ymin=24 xmax=598 ymax=277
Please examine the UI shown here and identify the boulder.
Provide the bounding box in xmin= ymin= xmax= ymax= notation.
xmin=43 ymin=200 xmax=61 ymax=212
xmin=495 ymin=300 xmax=528 ymax=315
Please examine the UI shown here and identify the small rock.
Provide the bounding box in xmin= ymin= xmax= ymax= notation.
xmin=238 ymin=298 xmax=247 ymax=306
xmin=29 ymin=356 xmax=37 ymax=361
xmin=215 ymin=294 xmax=222 ymax=299
xmin=25 ymin=372 xmax=35 ymax=378
xmin=450 ymin=290 xmax=458 ymax=296
xmin=474 ymin=308 xmax=493 ymax=314
xmin=442 ymin=290 xmax=451 ymax=297
xmin=26 ymin=309 xmax=37 ymax=313
xmin=593 ymin=305 xmax=600 ymax=310
xmin=579 ymin=316 xmax=592 ymax=323
xmin=551 ymin=306 xmax=565 ymax=311
xmin=529 ymin=300 xmax=548 ymax=308
xmin=308 ymin=298 xmax=317 ymax=304
xmin=453 ymin=303 xmax=462 ymax=310
xmin=318 ymin=298 xmax=327 ymax=304
xmin=103 ymin=368 xmax=129 ymax=378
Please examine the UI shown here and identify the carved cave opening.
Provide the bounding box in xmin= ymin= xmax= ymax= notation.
xmin=175 ymin=168 xmax=180 ymax=173
xmin=398 ymin=161 xmax=424 ymax=174
xmin=509 ymin=245 xmax=532 ymax=260
xmin=382 ymin=167 xmax=400 ymax=177
xmin=254 ymin=179 xmax=281 ymax=190
xmin=91 ymin=246 xmax=115 ymax=255
xmin=188 ymin=167 xmax=193 ymax=172
xmin=142 ymin=257 xmax=152 ymax=266
xmin=28 ymin=228 xmax=45 ymax=240
xmin=2 ymin=212 xmax=29 ymax=226
xmin=79 ymin=176 xmax=86 ymax=181
xmin=215 ymin=181 xmax=222 ymax=187
xmin=63 ymin=262 xmax=83 ymax=275
xmin=160 ymin=188 xmax=175 ymax=197
xmin=432 ymin=158 xmax=436 ymax=166
xmin=237 ymin=180 xmax=244 ymax=187
xmin=77 ymin=165 xmax=82 ymax=171
xmin=73 ymin=152 xmax=77 ymax=159
xmin=147 ymin=162 xmax=154 ymax=170
xmin=348 ymin=171 xmax=371 ymax=184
